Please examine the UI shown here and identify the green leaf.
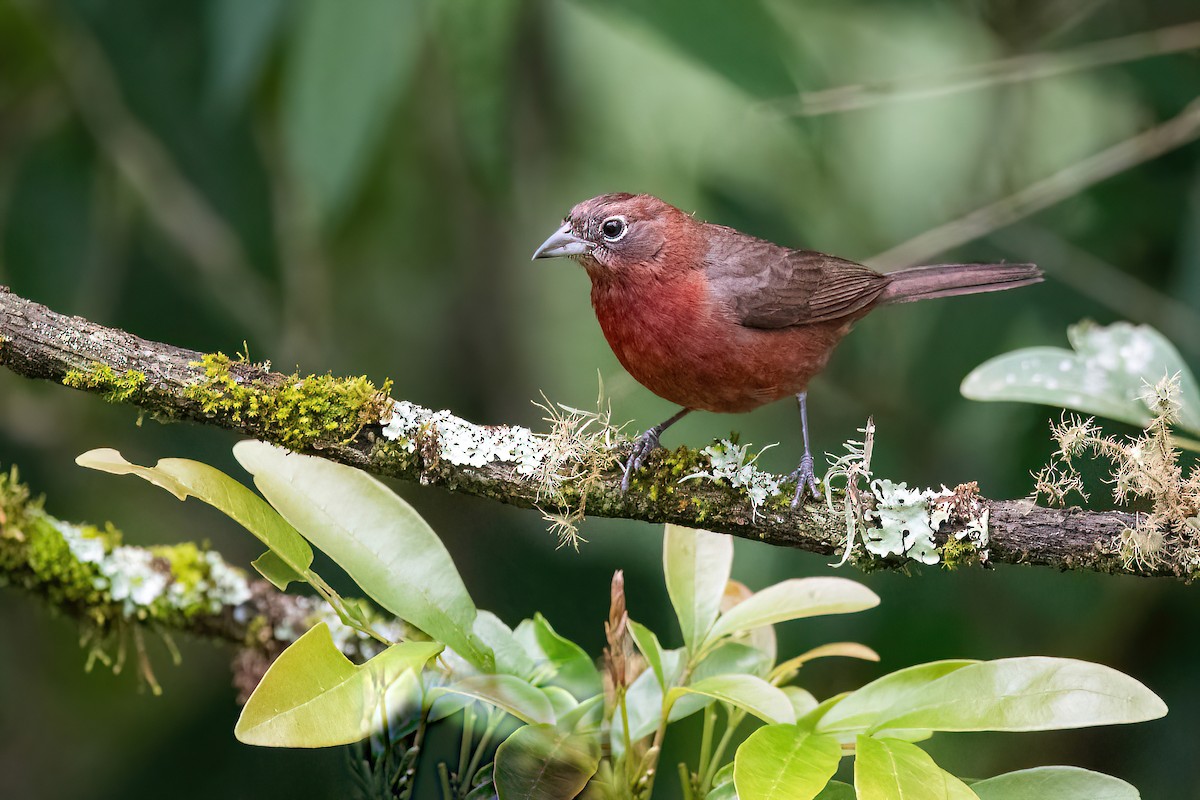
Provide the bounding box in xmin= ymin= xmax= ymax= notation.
xmin=664 ymin=525 xmax=733 ymax=653
xmin=249 ymin=550 xmax=303 ymax=591
xmin=236 ymin=622 xmax=441 ymax=747
xmin=707 ymin=578 xmax=879 ymax=645
xmin=557 ymin=694 xmax=604 ymax=734
xmin=869 ymin=657 xmax=1167 ymax=734
xmin=494 ymin=723 xmax=600 ymax=800
xmin=611 ymin=649 xmax=685 ymax=748
xmin=782 ymin=687 xmax=820 ymax=719
xmin=970 ymin=766 xmax=1138 ymax=799
xmin=770 ymin=642 xmax=880 ymax=684
xmin=233 ymin=442 xmax=494 ymax=671
xmin=628 ymin=620 xmax=667 ymax=689
xmin=283 ymin=0 xmax=422 ymax=224
xmin=693 ymin=641 xmax=774 ymax=682
xmin=854 ymin=736 xmax=978 ymax=800
xmin=733 ymin=724 xmax=841 ymax=800
xmin=814 ymin=781 xmax=856 ymax=800
xmin=475 ymin=611 xmax=535 ymax=680
xmin=961 ymin=321 xmax=1200 ymax=435
xmin=432 ymin=675 xmax=556 ymax=726
xmin=707 ymin=784 xmax=737 ymax=800
xmin=670 ymin=674 xmax=795 ymax=725
xmin=530 ymin=613 xmax=602 ymax=698
xmin=817 ymin=661 xmax=979 ymax=734
xmin=76 ymin=448 xmax=313 ymax=589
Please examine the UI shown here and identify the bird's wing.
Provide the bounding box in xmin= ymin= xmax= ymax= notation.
xmin=704 ymin=228 xmax=891 ymax=329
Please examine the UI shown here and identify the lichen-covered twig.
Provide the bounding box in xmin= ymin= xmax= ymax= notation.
xmin=0 ymin=465 xmax=397 ymax=698
xmin=0 ymin=286 xmax=1184 ymax=579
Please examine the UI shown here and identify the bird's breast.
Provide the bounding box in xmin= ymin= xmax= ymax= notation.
xmin=589 ymin=273 xmax=851 ymax=413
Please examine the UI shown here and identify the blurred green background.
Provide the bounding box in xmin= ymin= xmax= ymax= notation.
xmin=2 ymin=0 xmax=1199 ymax=796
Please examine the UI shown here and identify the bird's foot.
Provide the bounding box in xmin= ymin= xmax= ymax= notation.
xmin=790 ymin=453 xmax=821 ymax=508
xmin=621 ymin=428 xmax=663 ymax=492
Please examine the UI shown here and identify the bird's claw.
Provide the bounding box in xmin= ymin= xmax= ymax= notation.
xmin=621 ymin=428 xmax=662 ymax=492
xmin=790 ymin=453 xmax=820 ymax=508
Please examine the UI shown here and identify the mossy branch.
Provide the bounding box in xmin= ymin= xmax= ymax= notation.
xmin=0 ymin=464 xmax=389 ymax=698
xmin=0 ymin=286 xmax=1182 ymax=579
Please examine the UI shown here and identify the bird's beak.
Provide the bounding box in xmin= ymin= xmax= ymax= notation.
xmin=532 ymin=222 xmax=593 ymax=260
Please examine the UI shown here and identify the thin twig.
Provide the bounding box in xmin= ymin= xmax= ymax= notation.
xmin=867 ymin=98 xmax=1200 ymax=270
xmin=772 ymin=21 xmax=1200 ymax=117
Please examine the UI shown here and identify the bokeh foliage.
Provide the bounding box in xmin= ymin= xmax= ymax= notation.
xmin=1 ymin=0 xmax=1199 ymax=796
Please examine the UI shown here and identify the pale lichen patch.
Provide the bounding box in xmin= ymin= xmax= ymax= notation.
xmin=681 ymin=439 xmax=783 ymax=517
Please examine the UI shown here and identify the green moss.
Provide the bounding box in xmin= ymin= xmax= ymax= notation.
xmin=939 ymin=536 xmax=981 ymax=569
xmin=22 ymin=518 xmax=111 ymax=613
xmin=183 ymin=352 xmax=393 ymax=449
xmin=63 ymin=364 xmax=147 ymax=403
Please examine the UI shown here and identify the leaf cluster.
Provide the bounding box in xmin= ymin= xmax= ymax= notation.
xmin=77 ymin=444 xmax=1166 ymax=799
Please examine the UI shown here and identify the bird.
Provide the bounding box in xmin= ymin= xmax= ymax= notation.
xmin=531 ymin=193 xmax=1042 ymax=506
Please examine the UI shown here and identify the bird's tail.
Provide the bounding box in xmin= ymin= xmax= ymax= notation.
xmin=879 ymin=262 xmax=1042 ymax=304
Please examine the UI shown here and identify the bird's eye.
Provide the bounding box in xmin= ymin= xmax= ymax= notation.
xmin=600 ymin=216 xmax=628 ymax=242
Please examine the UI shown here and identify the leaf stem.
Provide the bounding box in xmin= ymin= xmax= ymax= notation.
xmin=701 ymin=707 xmax=745 ymax=793
xmin=457 ymin=704 xmax=476 ymax=796
xmin=696 ymin=703 xmax=716 ymax=786
xmin=463 ymin=708 xmax=503 ymax=791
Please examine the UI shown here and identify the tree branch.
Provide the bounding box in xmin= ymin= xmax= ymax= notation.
xmin=0 ymin=462 xmax=380 ymax=700
xmin=0 ymin=286 xmax=1175 ymax=579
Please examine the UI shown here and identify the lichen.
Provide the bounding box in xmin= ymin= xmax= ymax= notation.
xmin=681 ymin=439 xmax=783 ymax=517
xmin=183 ymin=352 xmax=392 ymax=449
xmin=63 ymin=364 xmax=147 ymax=403
xmin=380 ymin=390 xmax=625 ymax=549
xmin=0 ymin=466 xmax=253 ymax=636
xmin=1032 ymin=374 xmax=1200 ymax=576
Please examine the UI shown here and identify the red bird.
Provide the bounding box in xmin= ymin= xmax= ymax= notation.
xmin=533 ymin=193 xmax=1041 ymax=505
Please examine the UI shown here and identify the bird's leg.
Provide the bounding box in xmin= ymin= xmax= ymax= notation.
xmin=790 ymin=392 xmax=821 ymax=507
xmin=622 ymin=408 xmax=692 ymax=492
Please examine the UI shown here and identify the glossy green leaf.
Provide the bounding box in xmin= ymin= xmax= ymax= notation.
xmin=870 ymin=657 xmax=1167 ymax=733
xmin=236 ymin=622 xmax=441 ymax=746
xmin=530 ymin=613 xmax=602 ymax=698
xmin=707 ymin=578 xmax=879 ymax=645
xmin=961 ymin=321 xmax=1200 ymax=434
xmin=628 ymin=620 xmax=667 ymax=689
xmin=707 ymin=783 xmax=737 ymax=800
xmin=77 ymin=448 xmax=312 ymax=589
xmin=782 ymin=686 xmax=820 ymax=719
xmin=670 ymin=674 xmax=795 ymax=724
xmin=814 ymin=781 xmax=856 ymax=800
xmin=693 ymin=641 xmax=774 ymax=682
xmin=611 ymin=648 xmax=685 ymax=748
xmin=494 ymin=723 xmax=600 ymax=800
xmin=233 ymin=442 xmax=493 ymax=671
xmin=733 ymin=724 xmax=841 ymax=800
xmin=283 ymin=0 xmax=422 ymax=223
xmin=771 ymin=642 xmax=880 ymax=684
xmin=817 ymin=660 xmax=979 ymax=734
xmin=970 ymin=766 xmax=1138 ymax=799
xmin=664 ymin=525 xmax=732 ymax=653
xmin=475 ymin=611 xmax=535 ymax=680
xmin=557 ymin=694 xmax=604 ymax=734
xmin=250 ymin=550 xmax=304 ymax=591
xmin=855 ymin=736 xmax=978 ymax=799
xmin=432 ymin=675 xmax=556 ymax=726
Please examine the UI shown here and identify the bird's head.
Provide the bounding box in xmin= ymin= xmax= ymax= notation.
xmin=532 ymin=193 xmax=699 ymax=281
